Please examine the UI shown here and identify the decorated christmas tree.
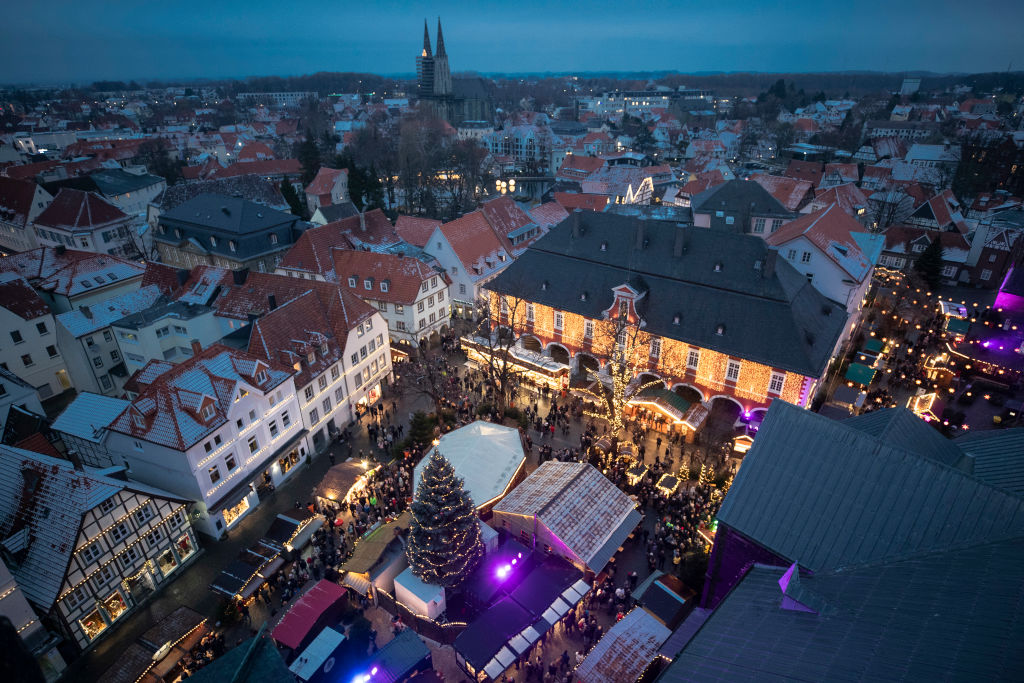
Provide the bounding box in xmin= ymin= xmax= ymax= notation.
xmin=406 ymin=451 xmax=484 ymax=588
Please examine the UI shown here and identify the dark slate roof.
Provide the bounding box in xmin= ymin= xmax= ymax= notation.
xmin=955 ymin=428 xmax=1024 ymax=496
xmin=690 ymin=179 xmax=795 ymax=232
xmin=486 ymin=211 xmax=847 ymax=377
xmin=315 ymin=201 xmax=359 ymax=223
xmin=370 ymin=629 xmax=432 ymax=683
xmin=717 ymin=401 xmax=1024 ymax=574
xmin=660 ymin=538 xmax=1024 ymax=682
xmin=155 ymin=193 xmax=298 ymax=260
xmin=89 ymin=168 xmax=164 ymax=195
xmin=186 ymin=634 xmax=292 ymax=683
xmin=843 ymin=407 xmax=967 ymax=469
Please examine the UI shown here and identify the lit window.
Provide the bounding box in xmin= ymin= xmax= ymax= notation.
xmin=650 ymin=339 xmax=661 ymax=358
xmin=769 ymin=372 xmax=785 ymax=394
xmin=584 ymin=321 xmax=594 ymax=339
xmin=208 ymin=465 xmax=221 ymax=484
xmin=248 ymin=436 xmax=259 ymax=453
xmin=726 ymin=360 xmax=741 ymax=382
xmin=687 ymin=348 xmax=700 ymax=370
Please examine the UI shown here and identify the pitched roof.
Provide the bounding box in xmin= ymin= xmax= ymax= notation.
xmin=749 ymin=174 xmax=812 ymax=211
xmin=312 ymin=201 xmax=359 ymax=223
xmin=488 ymin=212 xmax=847 ymax=377
xmin=394 ymin=215 xmax=442 ymax=248
xmin=55 ymin=284 xmax=164 ymax=337
xmin=526 ymin=201 xmax=569 ymax=229
xmin=87 ymin=168 xmax=164 ymax=197
xmin=767 ymin=203 xmax=872 ymax=281
xmin=716 ymin=401 xmax=1024 ymax=574
xmin=0 ymin=247 xmax=144 ymax=298
xmin=277 ymin=222 xmax=354 ymax=276
xmin=809 ymin=182 xmax=871 ymax=216
xmin=304 ymin=166 xmax=347 ymax=195
xmin=0 ymin=177 xmax=42 ymax=228
xmin=438 ymin=210 xmax=509 ymax=278
xmin=141 ymin=261 xmax=185 ymax=296
xmin=248 ymin=286 xmax=374 ymax=388
xmin=209 ymin=158 xmax=301 ymax=180
xmin=663 ymin=538 xmax=1024 ymax=682
xmin=325 ymin=209 xmax=400 ymax=249
xmin=175 ymin=265 xmax=235 ymax=305
xmin=154 ymin=176 xmax=288 ymax=213
xmin=553 ymin=192 xmax=609 ymax=213
xmin=691 ymin=179 xmax=794 ymax=232
xmin=332 ymin=249 xmax=440 ymax=304
xmin=33 ymin=188 xmax=127 ymax=230
xmin=51 ymin=392 xmax=131 ymax=443
xmin=159 ymin=193 xmax=296 ymax=234
xmin=575 ymin=608 xmax=670 ymax=683
xmin=784 ymin=159 xmax=824 ymax=187
xmin=107 ymin=344 xmax=292 ymax=450
xmin=556 ymin=155 xmax=606 ymax=178
xmin=494 ymin=461 xmax=641 ymax=571
xmin=0 ymin=446 xmax=121 ymax=609
xmin=0 ymin=273 xmax=51 ymax=320
xmin=236 ymin=141 xmax=275 ymax=162
xmin=955 ymin=428 xmax=1024 ymax=496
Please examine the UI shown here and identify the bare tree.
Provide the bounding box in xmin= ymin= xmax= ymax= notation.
xmin=475 ymin=294 xmax=529 ymax=416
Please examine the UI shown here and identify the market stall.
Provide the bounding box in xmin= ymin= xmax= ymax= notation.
xmin=270 ymin=580 xmax=348 ymax=657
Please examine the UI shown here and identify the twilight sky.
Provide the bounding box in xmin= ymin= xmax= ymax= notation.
xmin=3 ymin=0 xmax=1023 ymax=84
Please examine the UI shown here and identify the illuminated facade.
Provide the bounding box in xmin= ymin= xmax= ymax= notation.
xmin=485 ymin=211 xmax=849 ymax=421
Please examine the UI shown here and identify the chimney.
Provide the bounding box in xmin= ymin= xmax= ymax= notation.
xmin=764 ymin=250 xmax=777 ymax=278
xmin=66 ymin=449 xmax=85 ymax=472
xmin=359 ymin=212 xmax=366 ymax=232
xmin=190 ymin=339 xmax=202 ymax=356
xmin=232 ymin=268 xmax=250 ymax=285
xmin=571 ymin=208 xmax=582 ymax=238
xmin=635 ymin=216 xmax=647 ymax=250
xmin=80 ymin=305 xmax=92 ymax=319
xmin=268 ymin=293 xmax=277 ymax=310
xmin=673 ymin=224 xmax=687 ymax=257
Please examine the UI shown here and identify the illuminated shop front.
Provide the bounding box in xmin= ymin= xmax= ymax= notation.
xmin=79 ymin=589 xmax=131 ymax=641
xmin=157 ymin=531 xmax=197 ymax=578
xmin=277 ymin=448 xmax=301 ymax=477
xmin=222 ymin=493 xmax=254 ymax=529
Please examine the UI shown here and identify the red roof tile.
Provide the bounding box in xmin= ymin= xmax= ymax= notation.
xmin=557 ymin=155 xmax=606 ymax=179
xmin=332 ymin=249 xmax=441 ymax=305
xmin=768 ymin=203 xmax=871 ymax=280
xmin=236 ymin=141 xmax=275 ymax=162
xmin=12 ymin=433 xmax=62 ymax=459
xmin=784 ymin=160 xmax=824 ymax=187
xmin=141 ymin=262 xmax=185 ymax=296
xmin=305 ymin=167 xmax=348 ymax=196
xmin=326 ymin=209 xmax=399 ymax=249
xmin=438 ymin=210 xmax=508 ymax=275
xmin=750 ymin=174 xmax=812 ymax=211
xmin=810 ymin=183 xmax=871 ymax=216
xmin=394 ymin=215 xmax=441 ymax=248
xmin=0 ymin=274 xmax=51 ymax=320
xmin=0 ymin=177 xmax=41 ymax=228
xmin=34 ymin=188 xmax=127 ymax=230
xmin=553 ymin=192 xmax=609 ymax=213
xmin=277 ymin=223 xmax=355 ymax=276
xmin=527 ymin=202 xmax=569 ymax=229
xmin=211 ymin=159 xmax=301 ymax=179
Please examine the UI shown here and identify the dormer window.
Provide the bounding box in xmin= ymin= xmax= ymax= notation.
xmin=673 ymin=314 xmax=681 ymax=325
xmin=349 ymin=276 xmax=357 ymax=287
xmin=270 ymin=233 xmax=278 ymax=245
xmin=209 ymin=236 xmax=217 ymax=247
xmin=320 ymin=343 xmax=328 ymax=356
xmin=580 ymin=292 xmax=587 ymax=301
xmin=229 ymin=240 xmax=237 ymax=252
xmin=714 ymin=262 xmax=723 ymax=272
xmin=256 ymin=369 xmax=268 ymax=384
xmin=600 ymin=241 xmax=608 ymax=251
xmin=364 ymin=279 xmax=372 ymax=290
xmin=201 ymin=404 xmax=215 ymax=421
xmin=716 ymin=324 xmax=726 ymax=336
xmin=381 ymin=281 xmax=389 ymax=292
xmin=618 ymin=301 xmax=628 ymax=319
xmin=307 ymin=351 xmax=316 ymax=364
xmin=131 ymin=412 xmax=145 ymax=428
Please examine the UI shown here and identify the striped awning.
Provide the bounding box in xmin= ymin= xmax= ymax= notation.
xmin=342 ymin=572 xmax=372 ymax=596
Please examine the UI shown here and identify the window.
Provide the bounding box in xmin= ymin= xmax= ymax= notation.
xmin=618 ymin=301 xmax=628 ymax=319
xmin=650 ymin=339 xmax=661 ymax=358
xmin=348 ymin=276 xmax=357 ymax=287
xmin=715 ymin=210 xmax=724 ymax=218
xmin=10 ymin=330 xmax=23 ymax=344
xmin=225 ymin=453 xmax=237 ymax=471
xmin=942 ymin=265 xmax=957 ymax=277
xmin=526 ymin=304 xmax=535 ymax=322
xmin=380 ymin=281 xmax=389 ymax=292
xmin=331 ymin=365 xmax=340 ymax=380
xmin=145 ymin=528 xmax=163 ymax=550
xmin=209 ymin=465 xmax=221 ymax=484
xmin=769 ymin=372 xmax=785 ymax=394
xmin=335 ymin=386 xmax=345 ymax=402
xmin=459 ymin=284 xmax=466 ymax=295
xmin=356 ymin=323 xmax=365 ymax=337
xmin=22 ymin=354 xmax=34 ymax=368
xmin=65 ymin=585 xmax=89 ymax=609
xmin=120 ymin=545 xmax=142 ymax=569
xmin=100 ymin=375 xmax=112 ymax=390
xmin=687 ymin=348 xmax=700 ymax=370
xmin=214 ymin=434 xmax=222 ymax=447
xmin=753 ymin=217 xmax=766 ymax=233
xmin=36 ymin=322 xmax=48 ymax=335
xmin=429 ymin=312 xmax=436 ymax=323
xmin=584 ymin=321 xmax=594 ymax=339
xmin=255 ymin=369 xmax=268 ymax=384
xmin=99 ymin=498 xmax=116 ymax=515
xmin=80 ymin=542 xmax=103 ymax=564
xmin=980 ymin=268 xmax=993 ymax=281
xmin=209 ymin=235 xmax=217 ymax=247
xmin=554 ymin=311 xmax=564 ymax=330
xmin=92 ymin=356 xmax=103 ymax=368
xmin=725 ymin=215 xmax=735 ymax=225
xmin=94 ymin=564 xmax=116 ymax=589
xmin=247 ymin=436 xmax=259 ymax=453
xmin=364 ymin=279 xmax=372 ymax=290
xmin=988 ymin=253 xmax=997 ymax=263
xmin=417 ymin=301 xmax=424 ymax=312
xmin=396 ymin=321 xmax=406 ymax=331
xmin=437 ymin=289 xmax=444 ymax=301
xmin=307 ymin=351 xmax=316 ymax=365
xmin=726 ymin=360 xmax=741 ymax=382
xmin=110 ymin=522 xmax=130 ymax=544
xmin=270 ymin=233 xmax=278 ymax=245
xmin=913 ymin=243 xmax=926 ymax=253
xmin=103 ymin=330 xmax=112 ymax=342
xmin=322 ymin=397 xmax=332 ymax=413
xmin=281 ymin=411 xmax=291 ymax=427
xmin=431 ymin=276 xmax=437 ymax=288
xmin=229 ymin=240 xmax=236 ymax=252
xmin=201 ymin=404 xmax=215 ymax=421
xmin=377 ymin=301 xmax=387 ymax=311
xmin=801 ymin=251 xmax=811 ymax=263
xmin=428 ymin=294 xmax=434 ymax=307
xmin=360 ymin=346 xmax=367 ymax=359
xmin=204 ymin=440 xmax=214 ymax=453
xmin=771 ymin=219 xmax=783 ymax=233
xmin=248 ymin=409 xmax=257 ymax=422
xmin=318 ymin=375 xmax=328 ymax=390
xmin=419 ymin=318 xmax=426 ymax=329
xmin=133 ymin=503 xmax=154 ymax=526
xmin=47 ymin=345 xmax=59 ymax=358
xmin=309 ymin=408 xmax=319 ymax=424
xmin=365 ymin=318 xmax=372 ymax=330
xmin=786 ymin=249 xmax=797 ymax=260
xmin=368 ymin=338 xmax=376 ymax=352
xmin=395 ymin=304 xmax=404 ymax=313
xmin=304 ymin=386 xmax=314 ymax=401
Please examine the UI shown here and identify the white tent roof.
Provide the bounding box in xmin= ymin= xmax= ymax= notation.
xmin=395 ymin=566 xmax=444 ymax=605
xmin=414 ymin=421 xmax=526 ymax=509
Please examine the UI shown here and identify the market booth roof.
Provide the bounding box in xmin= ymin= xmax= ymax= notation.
xmin=271 ymin=579 xmax=347 ymax=651
xmin=454 ymin=596 xmax=534 ymax=672
xmin=316 ymin=461 xmax=363 ymax=502
xmin=845 ymin=362 xmax=876 ymax=386
xmin=341 ymin=511 xmax=412 ymax=574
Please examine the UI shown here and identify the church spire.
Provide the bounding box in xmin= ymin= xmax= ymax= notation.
xmin=436 ymin=18 xmax=447 ymax=58
xmin=422 ymin=19 xmax=432 ymax=57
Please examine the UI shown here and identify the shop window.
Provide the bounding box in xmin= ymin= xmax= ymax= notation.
xmin=157 ymin=548 xmax=178 ymax=577
xmin=175 ymin=533 xmax=195 ymax=560
xmin=102 ymin=591 xmax=128 ymax=622
xmin=222 ymin=498 xmax=250 ymax=527
xmin=80 ymin=610 xmax=108 ymax=641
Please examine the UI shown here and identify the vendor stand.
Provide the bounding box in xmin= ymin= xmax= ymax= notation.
xmin=314 ymin=462 xmax=364 ymax=512
xmin=845 ymin=362 xmax=877 ymax=387
xmin=626 ymin=463 xmax=648 ymax=486
xmin=656 ymin=474 xmax=680 ymax=495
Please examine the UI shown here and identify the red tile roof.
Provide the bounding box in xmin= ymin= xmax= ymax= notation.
xmin=141 ymin=262 xmax=185 ymax=296
xmin=823 ymin=163 xmax=859 ymax=183
xmin=0 ymin=177 xmax=41 ymax=228
xmin=680 ymin=170 xmax=728 ymax=198
xmin=34 ymin=188 xmax=127 ymax=230
xmin=394 ymin=215 xmax=441 ymax=248
xmin=210 ymin=159 xmax=301 ymax=179
xmin=810 ymin=183 xmax=871 ymax=217
xmin=557 ymin=155 xmax=606 ymax=179
xmin=793 ymin=118 xmax=819 ymax=133
xmin=767 ymin=203 xmax=871 ymax=280
xmin=784 ymin=160 xmax=824 ymax=187
xmin=884 ymin=225 xmax=970 ymax=253
xmin=438 ymin=210 xmax=508 ymax=275
xmin=305 ymin=167 xmax=348 ymax=196
xmin=236 ymin=141 xmax=276 ymax=162
xmin=750 ymin=174 xmax=812 ymax=211
xmin=328 ymin=209 xmax=399 ymax=249
xmin=332 ymin=249 xmax=440 ymax=305
xmin=0 ymin=274 xmax=51 ymax=320
xmin=527 ymin=201 xmax=569 ymax=229
xmin=248 ymin=285 xmax=375 ymax=388
xmin=479 ymin=196 xmax=534 ymax=251
xmin=553 ymin=192 xmax=609 ymax=213
xmin=176 ymin=265 xmax=235 ymax=305
xmin=0 ymin=247 xmax=144 ymax=298
xmin=277 ymin=223 xmax=355 ymax=276
xmin=12 ymin=433 xmax=62 ymax=459
xmin=2 ymin=160 xmax=61 ymax=180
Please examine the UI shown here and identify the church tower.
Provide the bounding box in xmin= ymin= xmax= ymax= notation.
xmin=432 ymin=18 xmax=452 ymax=97
xmin=416 ymin=19 xmax=435 ymax=97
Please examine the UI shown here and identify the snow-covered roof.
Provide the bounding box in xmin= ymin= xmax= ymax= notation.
xmin=51 ymin=392 xmax=131 ymax=443
xmin=55 ymin=284 xmax=164 ymax=337
xmin=414 ymin=421 xmax=525 ymax=510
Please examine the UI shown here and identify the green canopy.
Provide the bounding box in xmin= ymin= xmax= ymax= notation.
xmin=946 ymin=317 xmax=970 ymax=335
xmin=845 ymin=363 xmax=876 ymax=386
xmin=864 ymin=338 xmax=883 ymax=353
xmin=633 ymin=386 xmax=692 ymax=419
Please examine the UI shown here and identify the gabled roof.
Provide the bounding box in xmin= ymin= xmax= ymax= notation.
xmin=553 ymin=192 xmax=609 ymax=213
xmin=236 ymin=141 xmax=275 ymax=162
xmin=394 ymin=215 xmax=442 ymax=248
xmin=663 ymin=538 xmax=1024 ymax=682
xmin=809 ymin=182 xmax=871 ymax=217
xmin=0 ymin=247 xmax=144 ymax=298
xmin=33 ymin=187 xmax=127 ymax=230
xmin=526 ymin=201 xmax=569 ymax=229
xmin=332 ymin=249 xmax=440 ymax=304
xmin=749 ymin=174 xmax=812 ymax=211
xmin=209 ymin=158 xmax=301 ymax=180
xmin=0 ymin=446 xmax=171 ymax=610
xmin=717 ymin=401 xmax=1024 ymax=574
xmin=141 ymin=261 xmax=185 ymax=296
xmin=784 ymin=159 xmax=824 ymax=187
xmin=575 ymin=608 xmax=670 ymax=683
xmin=556 ymin=154 xmax=606 ymax=178
xmin=324 ymin=209 xmax=400 ymax=249
xmin=0 ymin=177 xmax=42 ymax=228
xmin=0 ymin=272 xmax=51 ymax=320
xmin=494 ymin=461 xmax=640 ymax=571
xmin=154 ymin=176 xmax=288 ymax=213
xmin=910 ymin=189 xmax=969 ymax=233
xmin=108 ymin=344 xmax=292 ymax=451
xmin=955 ymin=428 xmax=1024 ymax=496
xmin=55 ymin=284 xmax=164 ymax=337
xmin=175 ymin=264 xmax=235 ymax=305
xmin=51 ymin=392 xmax=131 ymax=443
xmin=304 ymin=166 xmax=347 ymax=195
xmin=438 ymin=210 xmax=509 ymax=277
xmin=767 ymin=203 xmax=872 ymax=281
xmin=277 ymin=222 xmax=354 ymax=276
xmin=248 ymin=286 xmax=374 ymax=388
xmin=691 ymin=179 xmax=794 ymax=231
xmin=312 ymin=201 xmax=359 ymax=223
